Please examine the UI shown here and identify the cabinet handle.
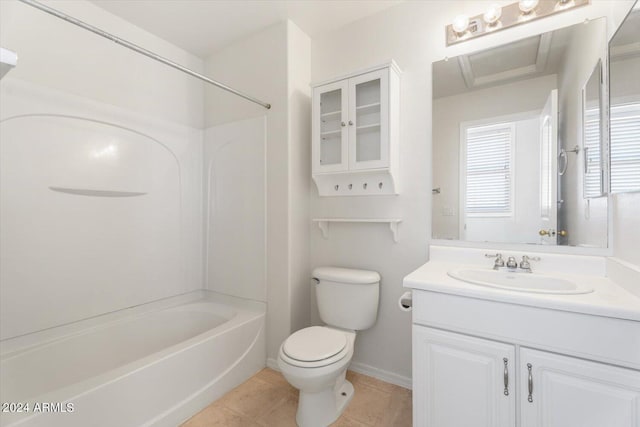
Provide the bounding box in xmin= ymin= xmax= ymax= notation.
xmin=348 ymin=120 xmax=354 ymax=126
xmin=527 ymin=363 xmax=533 ymax=402
xmin=503 ymin=358 xmax=509 ymax=396
xmin=341 ymin=121 xmax=346 ymax=127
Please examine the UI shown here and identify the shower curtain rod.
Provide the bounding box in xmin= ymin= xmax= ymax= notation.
xmin=17 ymin=0 xmax=272 ymax=110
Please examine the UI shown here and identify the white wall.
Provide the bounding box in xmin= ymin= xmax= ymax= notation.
xmin=433 ymin=75 xmax=557 ymax=242
xmin=310 ymin=0 xmax=633 ymax=385
xmin=613 ymin=192 xmax=640 ymax=267
xmin=0 ymin=0 xmax=204 ymax=129
xmin=287 ymin=22 xmax=312 ymax=335
xmin=556 ymin=17 xmax=608 ymax=248
xmin=203 ymin=21 xmax=311 ymax=362
xmin=0 ymin=0 xmax=203 ymax=339
xmin=204 ymin=117 xmax=266 ymax=302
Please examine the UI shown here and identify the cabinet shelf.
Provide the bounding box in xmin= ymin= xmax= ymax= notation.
xmin=356 ymin=102 xmax=381 ymax=114
xmin=321 ymin=129 xmax=341 ymax=139
xmin=321 ymin=110 xmax=341 ymax=118
xmin=356 ymin=123 xmax=381 ymax=131
xmin=312 ymin=218 xmax=402 ymax=242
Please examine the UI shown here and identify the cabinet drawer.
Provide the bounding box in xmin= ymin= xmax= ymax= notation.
xmin=413 ymin=290 xmax=640 ymax=370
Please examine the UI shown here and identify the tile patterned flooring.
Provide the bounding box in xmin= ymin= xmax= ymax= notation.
xmin=181 ymin=368 xmax=412 ymax=427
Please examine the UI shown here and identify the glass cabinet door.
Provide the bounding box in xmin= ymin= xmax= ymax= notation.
xmin=348 ymin=69 xmax=389 ymax=170
xmin=313 ymin=80 xmax=349 ymax=173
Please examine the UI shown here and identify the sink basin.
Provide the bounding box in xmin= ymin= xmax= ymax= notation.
xmin=447 ymin=268 xmax=593 ymax=295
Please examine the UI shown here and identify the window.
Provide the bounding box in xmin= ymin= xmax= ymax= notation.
xmin=610 ymin=102 xmax=640 ymax=193
xmin=463 ymin=123 xmax=514 ymax=217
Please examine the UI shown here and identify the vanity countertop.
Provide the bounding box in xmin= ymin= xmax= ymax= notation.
xmin=404 ymin=246 xmax=640 ymax=322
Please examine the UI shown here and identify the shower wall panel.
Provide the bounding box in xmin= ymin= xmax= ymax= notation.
xmin=204 ymin=117 xmax=266 ymax=303
xmin=0 ymin=79 xmax=203 ymax=340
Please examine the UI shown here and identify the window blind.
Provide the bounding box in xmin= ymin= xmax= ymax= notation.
xmin=465 ymin=124 xmax=513 ymax=215
xmin=610 ymin=103 xmax=640 ymax=193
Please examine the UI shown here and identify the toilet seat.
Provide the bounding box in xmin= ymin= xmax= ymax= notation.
xmin=281 ymin=326 xmax=350 ymax=368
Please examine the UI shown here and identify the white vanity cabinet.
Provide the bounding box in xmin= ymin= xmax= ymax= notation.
xmin=520 ymin=348 xmax=640 ymax=427
xmin=411 ymin=290 xmax=640 ymax=427
xmin=413 ymin=326 xmax=515 ymax=427
xmin=311 ymin=62 xmax=400 ymax=196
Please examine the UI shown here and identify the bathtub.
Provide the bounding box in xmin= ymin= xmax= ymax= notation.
xmin=0 ymin=291 xmax=266 ymax=427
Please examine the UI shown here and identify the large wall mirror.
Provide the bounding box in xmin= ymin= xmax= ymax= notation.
xmin=609 ymin=4 xmax=640 ymax=194
xmin=432 ymin=18 xmax=608 ymax=248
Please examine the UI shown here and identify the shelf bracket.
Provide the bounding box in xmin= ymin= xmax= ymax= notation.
xmin=389 ymin=221 xmax=399 ymax=243
xmin=317 ymin=220 xmax=329 ymax=239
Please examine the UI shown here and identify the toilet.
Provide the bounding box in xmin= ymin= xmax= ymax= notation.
xmin=277 ymin=267 xmax=380 ymax=427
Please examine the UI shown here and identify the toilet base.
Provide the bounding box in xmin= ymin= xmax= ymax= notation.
xmin=296 ymin=379 xmax=354 ymax=427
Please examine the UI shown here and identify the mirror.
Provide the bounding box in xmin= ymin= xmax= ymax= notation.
xmin=432 ymin=18 xmax=608 ymax=247
xmin=609 ymin=4 xmax=640 ymax=194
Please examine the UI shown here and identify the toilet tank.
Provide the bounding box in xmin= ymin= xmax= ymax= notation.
xmin=313 ymin=267 xmax=380 ymax=331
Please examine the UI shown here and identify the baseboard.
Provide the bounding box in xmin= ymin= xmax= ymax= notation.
xmin=267 ymin=357 xmax=412 ymax=390
xmin=348 ymin=361 xmax=412 ymax=390
xmin=266 ymin=357 xmax=279 ymax=371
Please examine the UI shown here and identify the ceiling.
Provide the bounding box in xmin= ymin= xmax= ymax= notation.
xmin=610 ymin=9 xmax=640 ymax=61
xmin=88 ymin=0 xmax=402 ymax=58
xmin=433 ymin=23 xmax=575 ymax=99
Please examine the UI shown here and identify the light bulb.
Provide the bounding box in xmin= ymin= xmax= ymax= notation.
xmin=483 ymin=3 xmax=502 ymax=24
xmin=519 ymin=0 xmax=539 ymax=13
xmin=452 ymin=15 xmax=470 ymax=34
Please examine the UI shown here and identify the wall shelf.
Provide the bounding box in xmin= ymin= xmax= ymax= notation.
xmin=49 ymin=187 xmax=147 ymax=197
xmin=312 ymin=218 xmax=402 ymax=242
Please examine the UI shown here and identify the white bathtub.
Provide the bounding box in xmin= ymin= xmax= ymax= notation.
xmin=0 ymin=291 xmax=266 ymax=427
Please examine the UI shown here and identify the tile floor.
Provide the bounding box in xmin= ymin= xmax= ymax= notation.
xmin=181 ymin=368 xmax=412 ymax=427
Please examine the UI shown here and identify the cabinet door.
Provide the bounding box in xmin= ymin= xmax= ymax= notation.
xmin=520 ymin=348 xmax=640 ymax=427
xmin=313 ymin=80 xmax=349 ymax=174
xmin=348 ymin=69 xmax=389 ymax=170
xmin=413 ymin=326 xmax=515 ymax=427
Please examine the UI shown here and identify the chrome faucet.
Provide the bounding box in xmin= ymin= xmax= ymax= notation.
xmin=485 ymin=253 xmax=505 ymax=270
xmin=506 ymin=256 xmax=518 ymax=269
xmin=519 ymin=255 xmax=541 ymax=273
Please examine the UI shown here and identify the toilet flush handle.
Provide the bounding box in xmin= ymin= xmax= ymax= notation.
xmin=312 ymin=277 xmax=320 ymax=284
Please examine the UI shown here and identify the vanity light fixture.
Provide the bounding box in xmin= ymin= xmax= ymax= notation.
xmin=518 ymin=0 xmax=539 ymax=14
xmin=483 ymin=4 xmax=503 ymax=26
xmin=446 ymin=0 xmax=589 ymax=46
xmin=452 ymin=14 xmax=470 ymax=34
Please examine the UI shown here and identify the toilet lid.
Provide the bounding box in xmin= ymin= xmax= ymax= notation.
xmin=283 ymin=326 xmax=347 ymax=362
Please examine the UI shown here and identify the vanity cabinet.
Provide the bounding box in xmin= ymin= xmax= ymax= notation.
xmin=520 ymin=348 xmax=640 ymax=427
xmin=414 ymin=325 xmax=640 ymax=427
xmin=311 ymin=62 xmax=400 ymax=196
xmin=413 ymin=326 xmax=515 ymax=427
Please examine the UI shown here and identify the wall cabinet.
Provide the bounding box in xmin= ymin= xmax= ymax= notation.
xmin=312 ymin=62 xmax=400 ymax=196
xmin=413 ymin=325 xmax=640 ymax=427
